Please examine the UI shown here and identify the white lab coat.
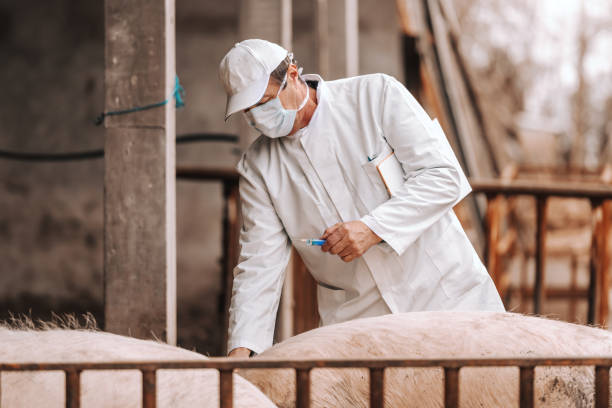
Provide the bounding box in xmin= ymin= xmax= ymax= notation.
xmin=227 ymin=73 xmax=504 ymax=354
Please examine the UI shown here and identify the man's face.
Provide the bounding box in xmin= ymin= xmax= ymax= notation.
xmin=244 ymin=64 xmax=303 ymax=113
xmin=242 ymin=63 xmax=308 ymax=137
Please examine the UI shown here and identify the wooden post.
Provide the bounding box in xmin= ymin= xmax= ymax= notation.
xmin=598 ymin=201 xmax=610 ymax=327
xmin=534 ymin=196 xmax=548 ymax=315
xmin=519 ymin=367 xmax=535 ymax=408
xmin=221 ymin=181 xmax=241 ymax=355
xmin=485 ymin=194 xmax=501 ymax=289
xmin=103 ymin=0 xmax=177 ymax=344
xmin=219 ymin=369 xmax=234 ymax=408
xmin=444 ymin=367 xmax=459 ymax=408
xmin=595 ymin=366 xmax=610 ymax=408
xmin=292 ymin=251 xmax=320 ymax=334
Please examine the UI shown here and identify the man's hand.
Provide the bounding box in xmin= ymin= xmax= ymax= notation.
xmin=321 ymin=221 xmax=382 ymax=262
xmin=228 ymin=347 xmax=252 ymax=358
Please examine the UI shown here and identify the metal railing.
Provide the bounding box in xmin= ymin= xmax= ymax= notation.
xmin=2 ymin=357 xmax=611 ymax=408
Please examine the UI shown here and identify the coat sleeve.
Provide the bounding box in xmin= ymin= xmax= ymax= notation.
xmin=360 ymin=75 xmax=471 ymax=256
xmin=227 ymin=155 xmax=292 ymax=355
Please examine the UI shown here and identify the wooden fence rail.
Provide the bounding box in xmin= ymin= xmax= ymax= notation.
xmin=1 ymin=357 xmax=611 ymax=408
xmin=470 ymin=178 xmax=612 ymax=326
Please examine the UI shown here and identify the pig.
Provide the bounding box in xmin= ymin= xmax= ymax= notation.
xmin=0 ymin=315 xmax=276 ymax=408
xmin=240 ymin=311 xmax=612 ymax=407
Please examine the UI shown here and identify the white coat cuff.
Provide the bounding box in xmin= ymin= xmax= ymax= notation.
xmin=227 ymin=338 xmax=265 ymax=356
xmin=360 ymin=214 xmax=403 ymax=255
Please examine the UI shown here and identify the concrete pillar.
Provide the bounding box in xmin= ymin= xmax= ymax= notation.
xmin=103 ymin=0 xmax=177 ymax=345
xmin=316 ymin=0 xmax=359 ymax=79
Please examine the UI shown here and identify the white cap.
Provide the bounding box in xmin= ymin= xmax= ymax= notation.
xmin=219 ymin=39 xmax=289 ymax=120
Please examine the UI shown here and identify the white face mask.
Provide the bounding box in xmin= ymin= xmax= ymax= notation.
xmin=244 ymin=73 xmax=309 ymax=138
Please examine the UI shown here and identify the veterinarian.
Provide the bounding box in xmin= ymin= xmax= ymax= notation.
xmin=219 ymin=39 xmax=504 ymax=358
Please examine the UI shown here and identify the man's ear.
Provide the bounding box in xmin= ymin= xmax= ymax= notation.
xmin=287 ymin=64 xmax=299 ymax=81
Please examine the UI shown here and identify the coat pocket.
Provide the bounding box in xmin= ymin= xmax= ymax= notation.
xmin=359 ymin=143 xmax=394 ymax=208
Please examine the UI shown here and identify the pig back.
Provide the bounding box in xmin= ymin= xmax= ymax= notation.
xmin=240 ymin=311 xmax=612 ymax=407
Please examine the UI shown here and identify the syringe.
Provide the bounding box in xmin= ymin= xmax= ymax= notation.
xmin=300 ymin=239 xmax=326 ymax=246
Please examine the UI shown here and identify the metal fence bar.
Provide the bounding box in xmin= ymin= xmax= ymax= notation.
xmin=519 ymin=367 xmax=534 ymax=408
xmin=595 ymin=366 xmax=610 ymax=408
xmin=296 ymin=368 xmax=311 ymax=408
xmin=65 ymin=369 xmax=81 ymax=408
xmin=220 ymin=369 xmax=234 ymax=408
xmin=444 ymin=367 xmax=459 ymax=408
xmin=141 ymin=369 xmax=156 ymax=408
xmin=369 ymin=367 xmax=384 ymax=408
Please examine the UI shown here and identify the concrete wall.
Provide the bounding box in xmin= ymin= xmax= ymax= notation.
xmin=0 ymin=0 xmax=402 ymax=355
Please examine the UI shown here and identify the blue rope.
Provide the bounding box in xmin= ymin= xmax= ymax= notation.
xmin=95 ymin=75 xmax=185 ymax=126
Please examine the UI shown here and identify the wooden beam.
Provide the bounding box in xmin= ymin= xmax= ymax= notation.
xmin=470 ymin=178 xmax=612 ymax=200
xmin=103 ymin=0 xmax=177 ymax=344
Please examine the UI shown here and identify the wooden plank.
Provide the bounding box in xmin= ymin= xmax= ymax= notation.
xmin=519 ymin=367 xmax=534 ymax=408
xmin=104 ymin=0 xmax=177 ymax=344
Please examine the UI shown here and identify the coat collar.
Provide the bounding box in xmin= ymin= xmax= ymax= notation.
xmin=286 ymin=74 xmax=329 ymax=139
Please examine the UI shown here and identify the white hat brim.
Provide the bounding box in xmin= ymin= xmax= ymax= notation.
xmin=224 ymin=75 xmax=270 ymax=120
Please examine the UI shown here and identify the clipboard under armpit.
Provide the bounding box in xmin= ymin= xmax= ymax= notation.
xmin=375 ymin=151 xmax=405 ymax=196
